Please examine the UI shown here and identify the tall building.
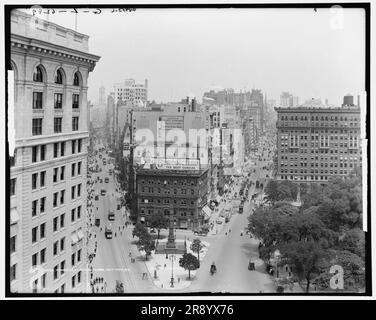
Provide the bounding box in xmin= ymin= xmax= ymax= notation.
xmin=9 ymin=10 xmax=100 ymax=293
xmin=275 ymin=95 xmax=361 ymax=182
xmin=131 ymin=106 xmax=210 ymax=230
xmin=113 ymin=78 xmax=148 ymax=105
xmin=98 ymin=86 xmax=106 ymax=105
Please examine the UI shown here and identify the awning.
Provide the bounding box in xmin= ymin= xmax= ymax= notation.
xmin=10 ymin=208 xmax=19 ymax=224
xmin=202 ymin=205 xmax=211 ymax=220
xmin=71 ymin=232 xmax=79 ymax=245
xmin=77 ymin=229 xmax=84 ymax=241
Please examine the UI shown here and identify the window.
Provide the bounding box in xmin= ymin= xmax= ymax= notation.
xmin=55 ymin=69 xmax=63 ymax=84
xmin=71 ymin=275 xmax=76 ymax=288
xmin=40 ymin=171 xmax=46 ymax=187
xmin=53 ymin=241 xmax=58 ymax=256
xmin=54 ymin=143 xmax=59 ymax=158
xmin=10 ymin=264 xmax=17 ymax=281
xmin=32 ymin=146 xmax=38 ymax=162
xmin=77 ymin=271 xmax=81 ymax=283
xmin=54 ymin=265 xmax=58 ymax=280
xmin=73 ymin=72 xmax=80 ymax=86
xmin=60 ymin=213 xmax=65 ymax=228
xmin=60 ymin=260 xmax=65 ymax=275
xmin=41 ymin=273 xmax=47 ymax=289
xmin=40 ymin=248 xmax=46 ymax=264
xmin=77 ymin=162 xmax=82 ymax=175
xmin=60 ymin=190 xmax=65 ymax=204
xmin=11 ymin=178 xmax=16 ymax=196
xmin=71 ymin=186 xmax=76 ymax=200
xmin=77 ymin=206 xmax=81 ymax=220
xmin=32 ymin=92 xmax=43 ymax=109
xmin=32 ymin=173 xmax=38 ymax=190
xmin=32 ymin=200 xmax=38 ymax=217
xmin=10 ymin=235 xmax=16 ymax=254
xmin=32 ymin=118 xmax=43 ymax=135
xmin=72 ymin=94 xmax=79 ymax=108
xmin=60 ymin=166 xmax=65 ymax=181
xmin=40 ymin=145 xmax=46 ymax=161
xmin=53 ymin=217 xmax=58 ymax=232
xmin=77 ymin=184 xmax=81 ymax=197
xmin=40 ymin=223 xmax=46 ymax=239
xmin=61 ymin=284 xmax=65 ymax=293
xmin=60 ymin=238 xmax=65 ymax=252
xmin=71 ymin=163 xmax=76 ymax=177
xmin=32 ymin=253 xmax=38 ymax=267
xmin=53 ymin=168 xmax=58 ymax=183
xmin=60 ymin=142 xmax=65 ymax=156
xmin=32 ymin=226 xmax=38 ymax=243
xmin=78 ymin=139 xmax=82 ymax=153
xmin=77 ymin=249 xmax=81 ymax=262
xmin=72 ymin=140 xmax=76 ymax=154
xmin=71 ymin=253 xmax=75 ymax=266
xmin=53 ymin=192 xmax=58 ymax=207
xmin=54 ymin=93 xmax=62 ymax=109
xmin=71 ymin=208 xmax=75 ymax=222
xmin=33 ymin=66 xmax=43 ymax=82
xmin=54 ymin=117 xmax=62 ymax=133
xmin=72 ymin=117 xmax=79 ymax=131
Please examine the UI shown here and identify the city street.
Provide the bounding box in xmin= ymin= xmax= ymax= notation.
xmin=88 ymin=146 xmax=155 ymax=293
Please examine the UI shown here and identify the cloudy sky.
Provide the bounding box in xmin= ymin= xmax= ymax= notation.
xmin=24 ymin=7 xmax=365 ymax=106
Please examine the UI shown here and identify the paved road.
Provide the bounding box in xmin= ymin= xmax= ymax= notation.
xmin=88 ymin=146 xmax=155 ymax=293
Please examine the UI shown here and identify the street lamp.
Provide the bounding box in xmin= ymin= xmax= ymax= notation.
xmin=170 ymin=254 xmax=176 ymax=288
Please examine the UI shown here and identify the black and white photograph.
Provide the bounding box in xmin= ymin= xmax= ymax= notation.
xmin=3 ymin=1 xmax=372 ymax=299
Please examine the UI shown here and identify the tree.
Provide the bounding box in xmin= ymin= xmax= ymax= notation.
xmin=179 ymin=253 xmax=200 ymax=280
xmin=190 ymin=238 xmax=204 ymax=265
xmin=280 ymin=240 xmax=328 ymax=293
xmin=138 ymin=232 xmax=155 ymax=260
xmin=132 ymin=222 xmax=148 ymax=239
xmin=148 ymin=212 xmax=169 ymax=239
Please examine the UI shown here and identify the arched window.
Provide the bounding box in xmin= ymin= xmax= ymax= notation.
xmin=33 ymin=65 xmax=43 ymax=82
xmin=73 ymin=72 xmax=80 ymax=86
xmin=55 ymin=69 xmax=63 ymax=84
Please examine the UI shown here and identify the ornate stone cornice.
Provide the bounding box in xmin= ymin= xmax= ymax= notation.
xmin=11 ymin=34 xmax=100 ymax=71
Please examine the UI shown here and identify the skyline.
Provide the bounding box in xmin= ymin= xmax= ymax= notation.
xmin=22 ymin=8 xmax=365 ymax=106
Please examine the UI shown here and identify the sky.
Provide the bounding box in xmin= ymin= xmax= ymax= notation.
xmin=23 ymin=7 xmax=365 ymax=106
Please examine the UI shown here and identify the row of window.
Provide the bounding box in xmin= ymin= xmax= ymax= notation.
xmin=33 ymin=65 xmax=81 ymax=86
xmin=280 ymin=148 xmax=361 ymax=155
xmin=33 ymin=117 xmax=79 ymax=135
xmin=140 ymin=187 xmax=196 ymax=195
xmin=33 ymin=92 xmax=80 ymax=109
xmin=28 ymin=139 xmax=83 ymax=164
xmin=279 ymin=169 xmax=352 ymax=175
xmin=140 ymin=208 xmax=195 ymax=217
xmin=141 ymin=198 xmax=196 ymax=206
xmin=280 ymin=115 xmax=359 ymax=122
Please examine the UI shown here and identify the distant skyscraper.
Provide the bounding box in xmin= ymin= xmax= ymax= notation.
xmin=99 ymin=86 xmax=106 ymax=105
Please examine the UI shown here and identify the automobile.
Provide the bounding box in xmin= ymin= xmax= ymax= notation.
xmin=240 ymin=230 xmax=244 ymax=236
xmin=101 ymin=189 xmax=106 ymax=196
xmin=105 ymin=225 xmax=113 ymax=239
xmin=239 ymin=204 xmax=244 ymax=214
xmin=248 ymin=260 xmax=255 ymax=270
xmin=95 ymin=195 xmax=99 ymax=201
xmin=95 ymin=218 xmax=100 ymax=227
xmin=99 ymin=179 xmax=103 ymax=183
xmin=225 ymin=217 xmax=230 ymax=223
xmin=215 ymin=219 xmax=223 ymax=224
xmin=117 ymin=204 xmax=121 ymax=210
xmin=105 ymin=177 xmax=109 ymax=183
xmin=108 ymin=211 xmax=115 ymax=221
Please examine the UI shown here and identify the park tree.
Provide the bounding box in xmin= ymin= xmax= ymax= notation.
xmin=179 ymin=253 xmax=200 ymax=280
xmin=190 ymin=238 xmax=204 ymax=265
xmin=138 ymin=232 xmax=155 ymax=260
xmin=132 ymin=222 xmax=148 ymax=239
xmin=115 ymin=280 xmax=124 ymax=293
xmin=148 ymin=212 xmax=169 ymax=239
xmin=280 ymin=240 xmax=328 ymax=293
